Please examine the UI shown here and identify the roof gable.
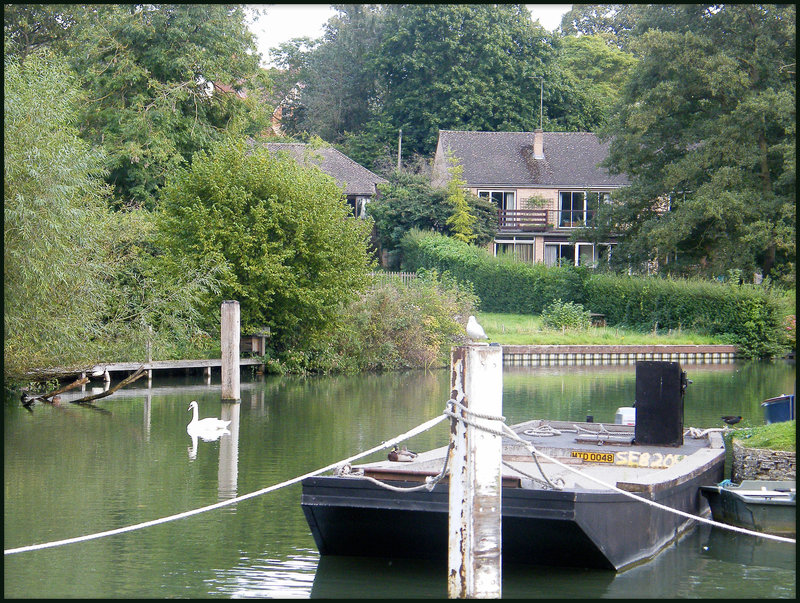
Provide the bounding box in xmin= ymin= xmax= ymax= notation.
xmin=434 ymin=130 xmax=629 ymax=188
xmin=260 ymin=142 xmax=387 ymax=196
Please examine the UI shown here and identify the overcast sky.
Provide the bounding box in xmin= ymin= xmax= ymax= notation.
xmin=248 ymin=4 xmax=573 ymax=67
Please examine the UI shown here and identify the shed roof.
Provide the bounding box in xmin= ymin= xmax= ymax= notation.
xmin=260 ymin=142 xmax=388 ymax=196
xmin=436 ymin=130 xmax=629 ymax=188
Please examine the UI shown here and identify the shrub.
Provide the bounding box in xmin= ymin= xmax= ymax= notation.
xmin=541 ymin=299 xmax=591 ymax=332
xmin=266 ymin=268 xmax=478 ymax=374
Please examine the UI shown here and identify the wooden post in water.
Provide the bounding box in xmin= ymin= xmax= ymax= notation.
xmin=448 ymin=344 xmax=503 ymax=599
xmin=146 ymin=325 xmax=153 ymax=383
xmin=220 ymin=300 xmax=240 ymax=401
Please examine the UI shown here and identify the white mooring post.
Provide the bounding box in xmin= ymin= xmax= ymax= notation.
xmin=220 ymin=300 xmax=241 ymax=402
xmin=448 ymin=344 xmax=503 ymax=599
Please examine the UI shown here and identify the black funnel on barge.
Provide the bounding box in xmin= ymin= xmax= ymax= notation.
xmin=634 ymin=361 xmax=688 ymax=447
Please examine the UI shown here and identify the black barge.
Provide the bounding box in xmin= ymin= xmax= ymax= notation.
xmin=301 ymin=362 xmax=726 ymax=570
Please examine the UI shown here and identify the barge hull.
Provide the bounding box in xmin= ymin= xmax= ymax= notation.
xmin=301 ymin=455 xmax=723 ymax=571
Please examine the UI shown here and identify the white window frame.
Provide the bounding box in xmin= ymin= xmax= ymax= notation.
xmin=478 ymin=189 xmax=516 ymax=211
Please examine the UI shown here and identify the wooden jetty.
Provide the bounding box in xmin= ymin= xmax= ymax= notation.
xmin=25 ymin=358 xmax=266 ymax=383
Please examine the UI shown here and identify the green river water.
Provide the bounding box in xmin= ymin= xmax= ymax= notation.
xmin=4 ymin=359 xmax=795 ymax=598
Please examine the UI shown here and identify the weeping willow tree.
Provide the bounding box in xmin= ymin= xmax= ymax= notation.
xmin=4 ymin=49 xmax=218 ymax=384
xmin=4 ymin=50 xmax=115 ymax=381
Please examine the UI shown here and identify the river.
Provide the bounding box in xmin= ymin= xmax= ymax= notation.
xmin=4 ymin=359 xmax=795 ymax=598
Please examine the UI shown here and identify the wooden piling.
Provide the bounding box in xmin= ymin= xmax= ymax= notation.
xmin=448 ymin=344 xmax=503 ymax=599
xmin=220 ymin=301 xmax=240 ymax=401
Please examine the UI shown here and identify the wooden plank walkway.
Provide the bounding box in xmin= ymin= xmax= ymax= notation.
xmin=73 ymin=358 xmax=265 ymax=380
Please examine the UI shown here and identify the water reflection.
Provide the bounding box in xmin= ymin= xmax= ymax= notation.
xmin=218 ymin=402 xmax=241 ymax=499
xmin=309 ymin=525 xmax=796 ymax=598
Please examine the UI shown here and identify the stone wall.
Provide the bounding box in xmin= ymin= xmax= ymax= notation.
xmin=731 ymin=440 xmax=796 ymax=482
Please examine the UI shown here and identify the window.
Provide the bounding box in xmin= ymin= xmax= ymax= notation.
xmin=544 ymin=243 xmax=575 ymax=267
xmin=495 ymin=239 xmax=534 ymax=263
xmin=559 ymin=191 xmax=585 ymax=226
xmin=544 ymin=242 xmax=615 ymax=267
xmin=560 ymin=191 xmax=611 ymax=227
xmin=479 ymin=190 xmax=516 ymax=211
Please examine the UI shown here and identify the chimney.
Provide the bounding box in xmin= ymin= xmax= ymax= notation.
xmin=533 ymin=129 xmax=544 ymax=160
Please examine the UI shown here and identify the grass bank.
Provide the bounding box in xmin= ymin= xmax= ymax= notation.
xmin=475 ymin=312 xmax=724 ymax=346
xmin=730 ymin=421 xmax=796 ymax=452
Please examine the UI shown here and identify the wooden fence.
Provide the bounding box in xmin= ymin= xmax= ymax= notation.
xmin=369 ymin=271 xmax=418 ymax=286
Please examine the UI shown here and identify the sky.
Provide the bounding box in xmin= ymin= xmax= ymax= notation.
xmin=248 ymin=4 xmax=573 ymax=67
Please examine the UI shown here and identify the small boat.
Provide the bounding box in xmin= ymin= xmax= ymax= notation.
xmin=761 ymin=394 xmax=795 ymax=424
xmin=700 ymin=479 xmax=796 ymax=537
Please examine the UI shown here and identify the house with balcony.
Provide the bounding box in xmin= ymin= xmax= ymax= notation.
xmin=431 ymin=129 xmax=629 ymax=267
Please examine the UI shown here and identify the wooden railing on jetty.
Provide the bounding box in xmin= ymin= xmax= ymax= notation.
xmin=74 ymin=345 xmax=738 ymax=381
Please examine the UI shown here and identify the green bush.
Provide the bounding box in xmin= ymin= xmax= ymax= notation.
xmin=266 ymin=268 xmax=478 ymax=374
xmin=400 ymin=230 xmax=587 ymax=313
xmin=541 ymin=299 xmax=592 ymax=332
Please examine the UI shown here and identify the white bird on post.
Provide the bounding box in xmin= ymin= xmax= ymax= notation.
xmin=466 ymin=315 xmax=489 ymax=343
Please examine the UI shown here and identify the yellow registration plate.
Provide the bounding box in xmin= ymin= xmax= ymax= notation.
xmin=571 ymin=450 xmax=615 ymax=463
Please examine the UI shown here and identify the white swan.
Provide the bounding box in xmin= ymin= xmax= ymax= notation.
xmin=187 ymin=400 xmax=231 ymax=436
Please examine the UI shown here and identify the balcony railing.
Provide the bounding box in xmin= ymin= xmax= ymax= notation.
xmin=498 ymin=209 xmax=596 ymax=231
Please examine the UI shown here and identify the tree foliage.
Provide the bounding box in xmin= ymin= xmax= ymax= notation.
xmin=156 ymin=139 xmax=375 ymax=352
xmin=559 ymin=4 xmax=648 ymax=50
xmin=555 ymin=34 xmax=637 ymax=121
xmin=598 ymin=4 xmax=795 ymax=284
xmin=6 ymin=4 xmax=273 ymax=210
xmin=282 ymin=4 xmax=384 ymax=143
xmin=444 ymin=150 xmax=477 ymax=243
xmin=4 ymin=49 xmax=113 ymax=377
xmin=377 ymin=4 xmax=551 ymax=156
xmin=275 ymin=4 xmax=609 ymax=158
xmin=368 ymin=165 xmax=497 ymax=259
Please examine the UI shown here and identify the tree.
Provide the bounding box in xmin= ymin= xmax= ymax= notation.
xmin=156 ymin=138 xmax=375 ymax=351
xmin=367 ymin=163 xmax=496 ymax=265
xmin=555 ymin=34 xmax=637 ymax=122
xmin=3 ymin=3 xmax=80 ymax=61
xmin=598 ymin=4 xmax=795 ymax=284
xmin=559 ymin=4 xmax=647 ymax=50
xmin=444 ymin=151 xmax=477 ymax=243
xmin=285 ymin=4 xmax=385 ymax=143
xmin=376 ymin=4 xmax=553 ymax=156
xmin=4 ymin=49 xmax=113 ymax=378
xmin=61 ymin=4 xmax=271 ymax=209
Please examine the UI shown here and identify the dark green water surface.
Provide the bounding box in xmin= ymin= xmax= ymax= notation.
xmin=4 ymin=359 xmax=795 ymax=598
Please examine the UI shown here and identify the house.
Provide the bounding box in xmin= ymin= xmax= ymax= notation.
xmin=431 ymin=129 xmax=629 ymax=267
xmin=259 ymin=142 xmax=388 ymax=217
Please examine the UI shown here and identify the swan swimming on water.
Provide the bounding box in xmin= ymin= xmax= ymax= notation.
xmin=187 ymin=400 xmax=231 ymax=439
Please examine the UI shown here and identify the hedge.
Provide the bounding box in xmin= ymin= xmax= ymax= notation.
xmin=400 ymin=231 xmax=791 ymax=359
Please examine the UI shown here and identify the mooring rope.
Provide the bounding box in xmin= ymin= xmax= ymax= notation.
xmin=4 ymin=413 xmax=448 ymax=556
xmin=7 ymin=400 xmax=794 ymax=555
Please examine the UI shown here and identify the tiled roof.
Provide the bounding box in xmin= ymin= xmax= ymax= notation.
xmin=259 ymin=142 xmax=388 ymax=196
xmin=435 ymin=130 xmax=629 ymax=188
